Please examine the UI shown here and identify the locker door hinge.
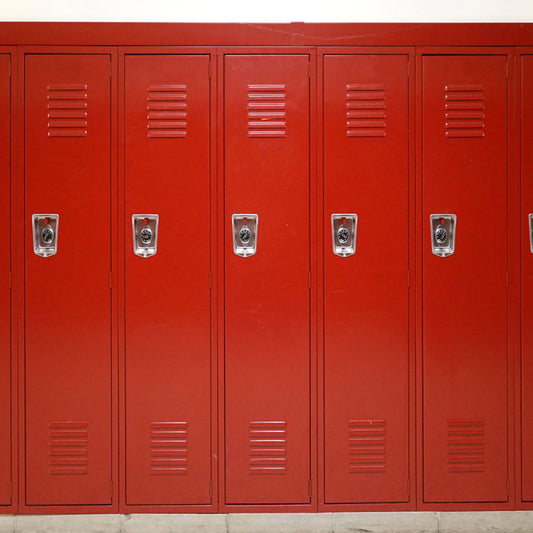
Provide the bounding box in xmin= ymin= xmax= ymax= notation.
xmin=506 ymin=61 xmax=509 ymax=80
xmin=7 ymin=59 xmax=11 ymax=79
xmin=407 ymin=478 xmax=411 ymax=498
xmin=407 ymin=270 xmax=410 ymax=288
xmin=308 ymin=479 xmax=312 ymax=498
xmin=108 ymin=59 xmax=112 ymax=79
xmin=109 ymin=480 xmax=113 ymax=501
xmin=506 ymin=271 xmax=510 ymax=288
xmin=110 ymin=272 xmax=113 ymax=289
xmin=9 ymin=481 xmax=12 ymax=501
xmin=308 ymin=62 xmax=311 ymax=78
xmin=308 ymin=271 xmax=312 ymax=288
xmin=208 ymin=62 xmax=211 ymax=79
xmin=506 ymin=477 xmax=510 ymax=497
xmin=407 ymin=58 xmax=410 ymax=78
xmin=8 ymin=271 xmax=11 ymax=289
xmin=209 ymin=480 xmax=214 ymax=499
xmin=208 ymin=272 xmax=212 ymax=289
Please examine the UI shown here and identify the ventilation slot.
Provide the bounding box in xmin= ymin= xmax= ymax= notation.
xmin=445 ymin=85 xmax=485 ymax=138
xmin=348 ymin=419 xmax=386 ymax=473
xmin=247 ymin=84 xmax=287 ymax=138
xmin=150 ymin=421 xmax=188 ymax=475
xmin=48 ymin=421 xmax=88 ymax=475
xmin=47 ymin=84 xmax=88 ymax=137
xmin=147 ymin=85 xmax=187 ymax=138
xmin=346 ymin=84 xmax=386 ymax=137
xmin=249 ymin=420 xmax=287 ymax=474
xmin=448 ymin=419 xmax=485 ymax=473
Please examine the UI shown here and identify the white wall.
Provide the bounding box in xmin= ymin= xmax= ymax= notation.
xmin=1 ymin=0 xmax=533 ymax=23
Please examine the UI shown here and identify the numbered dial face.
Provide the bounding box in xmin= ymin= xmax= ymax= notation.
xmin=337 ymin=226 xmax=350 ymax=244
xmin=239 ymin=226 xmax=252 ymax=244
xmin=435 ymin=225 xmax=447 ymax=244
xmin=140 ymin=226 xmax=153 ymax=245
xmin=41 ymin=226 xmax=54 ymax=244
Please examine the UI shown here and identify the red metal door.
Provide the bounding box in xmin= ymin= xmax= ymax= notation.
xmin=24 ymin=54 xmax=112 ymax=505
xmin=0 ymin=54 xmax=11 ymax=505
xmin=422 ymin=55 xmax=508 ymax=503
xmin=323 ymin=54 xmax=409 ymax=503
xmin=521 ymin=54 xmax=533 ymax=502
xmin=124 ymin=55 xmax=212 ymax=505
xmin=224 ymin=54 xmax=311 ymax=504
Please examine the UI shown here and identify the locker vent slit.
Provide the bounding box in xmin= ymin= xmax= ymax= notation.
xmin=48 ymin=421 xmax=88 ymax=475
xmin=445 ymin=85 xmax=485 ymax=138
xmin=447 ymin=419 xmax=485 ymax=473
xmin=46 ymin=84 xmax=88 ymax=137
xmin=149 ymin=421 xmax=188 ymax=475
xmin=247 ymin=84 xmax=287 ymax=138
xmin=249 ymin=421 xmax=287 ymax=474
xmin=345 ymin=84 xmax=387 ymax=137
xmin=348 ymin=419 xmax=386 ymax=473
xmin=147 ymin=84 xmax=188 ymax=138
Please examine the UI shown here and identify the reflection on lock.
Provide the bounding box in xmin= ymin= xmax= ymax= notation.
xmin=232 ymin=214 xmax=258 ymax=257
xmin=430 ymin=214 xmax=457 ymax=257
xmin=132 ymin=214 xmax=159 ymax=257
xmin=32 ymin=214 xmax=59 ymax=257
xmin=331 ymin=214 xmax=357 ymax=257
xmin=529 ymin=214 xmax=533 ymax=254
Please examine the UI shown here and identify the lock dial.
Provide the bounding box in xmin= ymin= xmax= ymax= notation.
xmin=337 ymin=227 xmax=350 ymax=244
xmin=239 ymin=227 xmax=252 ymax=244
xmin=435 ymin=225 xmax=447 ymax=244
xmin=140 ymin=226 xmax=153 ymax=244
xmin=41 ymin=226 xmax=54 ymax=244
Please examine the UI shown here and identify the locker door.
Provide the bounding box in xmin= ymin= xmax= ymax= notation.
xmin=521 ymin=54 xmax=533 ymax=502
xmin=224 ymin=55 xmax=310 ymax=504
xmin=422 ymin=55 xmax=508 ymax=503
xmin=0 ymin=54 xmax=11 ymax=505
xmin=323 ymin=55 xmax=409 ymax=503
xmin=124 ymin=55 xmax=212 ymax=505
xmin=25 ymin=54 xmax=112 ymax=505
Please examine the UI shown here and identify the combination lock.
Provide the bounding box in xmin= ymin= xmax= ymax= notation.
xmin=337 ymin=227 xmax=350 ymax=244
xmin=140 ymin=226 xmax=153 ymax=245
xmin=435 ymin=225 xmax=447 ymax=244
xmin=41 ymin=225 xmax=54 ymax=244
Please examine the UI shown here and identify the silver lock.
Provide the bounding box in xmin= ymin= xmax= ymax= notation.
xmin=430 ymin=214 xmax=457 ymax=257
xmin=32 ymin=214 xmax=59 ymax=257
xmin=529 ymin=214 xmax=533 ymax=254
xmin=331 ymin=214 xmax=357 ymax=257
xmin=132 ymin=214 xmax=159 ymax=258
xmin=232 ymin=214 xmax=258 ymax=257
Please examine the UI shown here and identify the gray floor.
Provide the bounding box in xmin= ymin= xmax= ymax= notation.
xmin=1 ymin=512 xmax=533 ymax=533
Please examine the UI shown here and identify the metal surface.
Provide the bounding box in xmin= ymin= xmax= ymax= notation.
xmin=330 ymin=214 xmax=357 ymax=257
xmin=430 ymin=214 xmax=457 ymax=258
xmin=522 ymin=54 xmax=533 ymax=503
xmin=131 ymin=214 xmax=158 ymax=258
xmin=323 ymin=54 xmax=410 ymax=505
xmin=24 ymin=54 xmax=112 ymax=506
xmin=0 ymin=53 xmax=11 ymax=507
xmin=422 ymin=55 xmax=508 ymax=503
xmin=224 ymin=54 xmax=311 ymax=505
xmin=232 ymin=214 xmax=258 ymax=257
xmin=124 ymin=55 xmax=212 ymax=506
xmin=32 ymin=214 xmax=58 ymax=258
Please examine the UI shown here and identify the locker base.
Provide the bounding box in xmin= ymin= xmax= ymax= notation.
xmin=1 ymin=512 xmax=533 ymax=532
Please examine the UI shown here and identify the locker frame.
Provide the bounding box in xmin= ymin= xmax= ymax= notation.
xmin=117 ymin=46 xmax=219 ymax=515
xmin=0 ymin=46 xmax=18 ymax=515
xmin=316 ymin=46 xmax=417 ymax=512
xmin=16 ymin=46 xmax=120 ymax=515
xmin=217 ymin=46 xmax=318 ymax=513
xmin=414 ymin=46 xmax=519 ymax=512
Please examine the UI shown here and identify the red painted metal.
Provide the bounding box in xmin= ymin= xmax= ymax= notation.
xmin=24 ymin=54 xmax=113 ymax=506
xmin=123 ymin=54 xmax=213 ymax=506
xmin=322 ymin=53 xmax=410 ymax=504
xmin=224 ymin=54 xmax=311 ymax=505
xmin=0 ymin=23 xmax=528 ymax=515
xmin=0 ymin=53 xmax=11 ymax=507
xmin=422 ymin=54 xmax=509 ymax=503
xmin=521 ymin=53 xmax=533 ymax=503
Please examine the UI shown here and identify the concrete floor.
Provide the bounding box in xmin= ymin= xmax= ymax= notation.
xmin=0 ymin=512 xmax=532 ymax=533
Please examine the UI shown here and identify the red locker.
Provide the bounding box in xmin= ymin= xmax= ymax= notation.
xmin=323 ymin=54 xmax=410 ymax=503
xmin=521 ymin=54 xmax=533 ymax=502
xmin=24 ymin=54 xmax=112 ymax=505
xmin=124 ymin=55 xmax=212 ymax=505
xmin=0 ymin=54 xmax=11 ymax=505
xmin=224 ymin=55 xmax=311 ymax=504
xmin=422 ymin=55 xmax=508 ymax=502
